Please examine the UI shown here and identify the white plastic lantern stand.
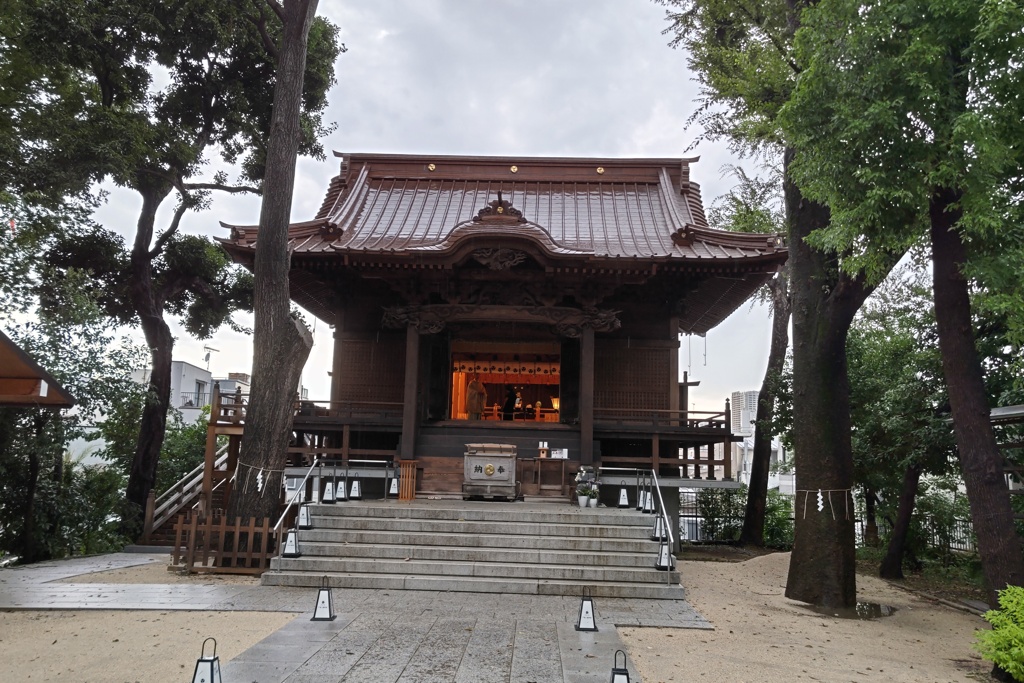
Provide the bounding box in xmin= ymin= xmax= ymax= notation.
xmin=388 ymin=473 xmax=399 ymax=497
xmin=336 ymin=471 xmax=348 ymax=501
xmin=650 ymin=515 xmax=667 ymax=541
xmin=298 ymin=502 xmax=313 ymax=530
xmin=349 ymin=472 xmax=362 ymax=500
xmin=635 ymin=475 xmax=646 ymax=512
xmin=609 ymin=649 xmax=631 ymax=683
xmin=282 ymin=527 xmax=301 ymax=558
xmin=655 ymin=539 xmax=675 ymax=571
xmin=311 ymin=575 xmax=336 ymax=621
xmin=617 ymin=480 xmax=629 ymax=508
xmin=322 ymin=465 xmax=336 ymax=504
xmin=575 ymin=586 xmax=598 ymax=632
xmin=642 ymin=486 xmax=655 ymax=514
xmin=192 ymin=637 xmax=222 ymax=683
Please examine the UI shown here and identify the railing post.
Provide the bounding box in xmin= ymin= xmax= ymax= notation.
xmin=142 ymin=489 xmax=156 ymax=543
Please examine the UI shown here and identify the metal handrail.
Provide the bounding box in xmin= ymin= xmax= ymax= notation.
xmin=274 ymin=457 xmax=321 ymax=537
xmin=650 ymin=469 xmax=676 ymax=585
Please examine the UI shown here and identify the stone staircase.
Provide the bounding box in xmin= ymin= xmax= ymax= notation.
xmin=261 ymin=499 xmax=683 ymax=599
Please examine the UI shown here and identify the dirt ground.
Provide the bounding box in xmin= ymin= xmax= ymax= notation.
xmin=620 ymin=550 xmax=992 ymax=683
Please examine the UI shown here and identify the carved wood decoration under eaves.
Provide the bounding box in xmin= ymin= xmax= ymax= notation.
xmin=473 ymin=191 xmax=527 ymax=224
xmin=381 ymin=304 xmax=621 ymax=337
xmin=471 ymin=248 xmax=527 ymax=270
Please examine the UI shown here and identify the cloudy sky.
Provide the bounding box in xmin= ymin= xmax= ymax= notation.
xmin=96 ymin=0 xmax=775 ymax=409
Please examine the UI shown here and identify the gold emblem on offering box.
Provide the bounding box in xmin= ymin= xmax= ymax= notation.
xmin=484 ymin=464 xmax=496 ymax=476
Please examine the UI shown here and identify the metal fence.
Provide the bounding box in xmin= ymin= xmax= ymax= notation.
xmin=679 ymin=488 xmax=977 ymax=553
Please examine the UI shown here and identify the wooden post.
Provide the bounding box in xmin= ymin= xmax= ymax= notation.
xmin=400 ymin=325 xmax=420 ymax=460
xmin=201 ymin=387 xmax=220 ymax=519
xmin=142 ymin=489 xmax=156 ymax=543
xmin=579 ymin=327 xmax=595 ymax=465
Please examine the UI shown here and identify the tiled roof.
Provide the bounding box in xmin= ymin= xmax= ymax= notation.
xmin=221 ymin=154 xmax=784 ymax=267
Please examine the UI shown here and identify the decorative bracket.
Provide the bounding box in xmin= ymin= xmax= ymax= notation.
xmin=473 ymin=191 xmax=527 ymax=223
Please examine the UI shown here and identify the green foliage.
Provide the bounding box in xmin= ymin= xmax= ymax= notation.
xmin=697 ymin=485 xmax=746 ymax=541
xmin=0 ymin=316 xmax=144 ymax=563
xmin=782 ymin=0 xmax=1024 ymax=283
xmin=658 ymin=0 xmax=794 ymax=155
xmin=59 ymin=456 xmax=130 ymax=556
xmin=975 ymin=585 xmax=1024 ymax=681
xmin=847 ymin=264 xmax=957 ymax=503
xmin=763 ymin=489 xmax=794 ymax=549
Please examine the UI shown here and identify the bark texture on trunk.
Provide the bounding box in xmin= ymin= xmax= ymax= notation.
xmin=230 ymin=0 xmax=318 ymax=524
xmin=930 ymin=188 xmax=1024 ymax=605
xmin=740 ymin=274 xmax=791 ymax=546
xmin=783 ymin=146 xmax=872 ymax=608
xmin=124 ymin=189 xmax=175 ymax=537
xmin=879 ymin=462 xmax=922 ymax=580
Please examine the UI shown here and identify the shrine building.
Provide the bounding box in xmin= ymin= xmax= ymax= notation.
xmin=219 ymin=153 xmax=787 ymax=499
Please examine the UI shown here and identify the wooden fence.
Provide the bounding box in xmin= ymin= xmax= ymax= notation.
xmin=170 ymin=513 xmax=278 ymax=575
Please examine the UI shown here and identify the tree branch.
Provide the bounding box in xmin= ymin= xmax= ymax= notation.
xmin=181 ymin=182 xmax=262 ymax=195
xmin=264 ymin=0 xmax=285 ymax=22
xmin=734 ymin=1 xmax=800 ymax=74
xmin=246 ymin=0 xmax=280 ymax=60
xmin=149 ymin=199 xmax=189 ymax=259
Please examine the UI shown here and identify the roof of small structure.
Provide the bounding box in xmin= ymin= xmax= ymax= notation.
xmin=220 ymin=153 xmax=788 ymax=333
xmin=0 ymin=328 xmax=75 ymax=408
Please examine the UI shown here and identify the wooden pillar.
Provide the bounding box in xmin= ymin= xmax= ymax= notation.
xmin=580 ymin=327 xmax=595 ymax=465
xmin=200 ymin=383 xmax=220 ymax=518
xmin=330 ymin=328 xmax=344 ymax=406
xmin=400 ymin=324 xmax=420 ymax=460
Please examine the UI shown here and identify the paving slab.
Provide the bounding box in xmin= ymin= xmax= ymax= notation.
xmin=0 ymin=551 xmax=713 ymax=681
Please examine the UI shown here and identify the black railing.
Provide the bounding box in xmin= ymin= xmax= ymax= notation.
xmin=179 ymin=391 xmax=209 ymax=408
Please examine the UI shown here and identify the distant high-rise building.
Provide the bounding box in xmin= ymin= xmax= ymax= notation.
xmin=731 ymin=390 xmax=759 ymax=435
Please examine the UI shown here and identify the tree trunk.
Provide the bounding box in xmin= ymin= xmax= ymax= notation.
xmin=929 ymin=188 xmax=1024 ymax=606
xmin=18 ymin=412 xmax=47 ymax=563
xmin=783 ymin=145 xmax=874 ymax=608
xmin=740 ymin=274 xmax=791 ymax=546
xmin=879 ymin=462 xmax=922 ymax=580
xmin=229 ymin=0 xmax=318 ymax=524
xmin=123 ymin=189 xmax=175 ymax=538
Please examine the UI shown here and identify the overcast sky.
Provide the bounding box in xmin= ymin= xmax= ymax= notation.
xmin=95 ymin=0 xmax=774 ymax=410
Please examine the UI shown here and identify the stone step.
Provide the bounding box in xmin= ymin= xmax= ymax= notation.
xmin=270 ymin=555 xmax=677 ymax=584
xmin=308 ymin=501 xmax=653 ymax=527
xmin=286 ymin=542 xmax=665 ymax=569
xmin=296 ymin=530 xmax=658 ymax=555
xmin=305 ymin=515 xmax=653 ymax=539
xmin=261 ymin=570 xmax=683 ymax=599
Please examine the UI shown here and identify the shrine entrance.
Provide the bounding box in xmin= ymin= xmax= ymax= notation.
xmin=449 ymin=340 xmax=562 ymax=423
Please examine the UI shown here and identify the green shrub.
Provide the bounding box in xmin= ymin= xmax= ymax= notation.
xmin=975 ymin=585 xmax=1024 ymax=681
xmin=763 ymin=489 xmax=794 ymax=549
xmin=696 ymin=486 xmax=745 ymax=541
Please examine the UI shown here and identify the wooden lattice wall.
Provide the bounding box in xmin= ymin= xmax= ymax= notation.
xmin=336 ymin=336 xmax=405 ymax=403
xmin=594 ymin=345 xmax=671 ymax=411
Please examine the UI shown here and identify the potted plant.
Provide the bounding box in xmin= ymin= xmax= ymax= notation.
xmin=588 ymin=484 xmax=599 ymax=507
xmin=576 ymin=482 xmax=593 ymax=508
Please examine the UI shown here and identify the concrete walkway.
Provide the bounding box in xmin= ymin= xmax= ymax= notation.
xmin=0 ymin=553 xmax=711 ymax=682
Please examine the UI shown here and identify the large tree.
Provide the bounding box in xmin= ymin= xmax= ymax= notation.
xmin=1 ymin=0 xmax=340 ymax=535
xmin=659 ymin=0 xmax=906 ymax=606
xmin=782 ymin=0 xmax=1024 ymax=603
xmin=228 ymin=0 xmax=321 ymax=523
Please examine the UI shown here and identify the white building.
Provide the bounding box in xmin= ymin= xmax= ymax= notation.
xmin=732 ymin=435 xmax=793 ymax=493
xmin=731 ymin=390 xmax=759 ymax=435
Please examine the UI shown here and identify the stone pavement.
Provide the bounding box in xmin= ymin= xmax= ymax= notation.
xmin=0 ymin=553 xmax=711 ymax=682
